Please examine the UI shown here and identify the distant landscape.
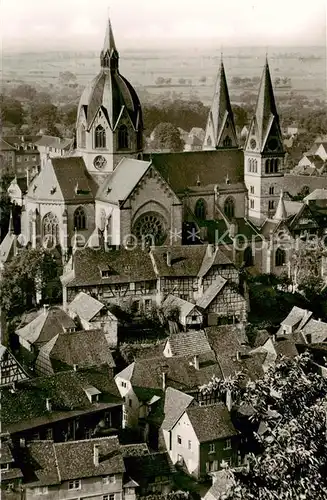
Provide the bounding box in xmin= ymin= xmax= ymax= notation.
xmin=1 ymin=45 xmax=326 ymax=105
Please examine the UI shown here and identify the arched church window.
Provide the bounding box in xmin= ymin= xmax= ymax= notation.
xmin=118 ymin=125 xmax=129 ymax=149
xmin=244 ymin=246 xmax=253 ymax=267
xmin=265 ymin=159 xmax=270 ymax=174
xmin=223 ymin=136 xmax=232 ymax=147
xmin=99 ymin=209 xmax=106 ymax=231
xmin=95 ymin=125 xmax=106 ymax=149
xmin=274 ymin=159 xmax=279 ymax=173
xmin=275 ymin=247 xmax=286 ymax=267
xmin=42 ymin=212 xmax=59 ymax=246
xmin=253 ymin=159 xmax=257 ymax=173
xmin=74 ymin=207 xmax=86 ymax=230
xmin=224 ymin=197 xmax=235 ymax=219
xmin=194 ymin=199 xmax=206 ymax=220
xmin=80 ymin=125 xmax=86 ymax=149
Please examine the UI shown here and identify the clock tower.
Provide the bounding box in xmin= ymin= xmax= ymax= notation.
xmin=244 ymin=58 xmax=285 ymax=225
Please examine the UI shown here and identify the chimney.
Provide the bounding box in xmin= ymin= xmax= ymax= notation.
xmin=93 ymin=444 xmax=100 ymax=466
xmin=207 ymin=244 xmax=214 ymax=258
xmin=162 ymin=371 xmax=166 ymax=391
xmin=226 ymin=389 xmax=232 ymax=412
xmin=73 ymin=364 xmax=78 ymax=372
xmin=46 ymin=398 xmax=52 ymax=411
xmin=193 ymin=355 xmax=199 ymax=370
xmin=166 ymin=250 xmax=172 ymax=267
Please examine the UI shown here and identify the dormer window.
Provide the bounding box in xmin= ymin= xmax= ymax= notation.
xmin=84 ymin=386 xmax=101 ymax=403
xmin=50 ymin=186 xmax=56 ymax=194
xmin=101 ymin=269 xmax=112 ymax=278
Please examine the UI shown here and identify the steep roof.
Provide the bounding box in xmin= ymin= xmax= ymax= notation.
xmin=23 ymin=441 xmax=60 ymax=487
xmin=150 ymin=245 xmax=206 ymax=277
xmin=147 ymin=149 xmax=244 ymax=192
xmin=304 ymin=188 xmax=327 ymax=201
xmin=124 ymin=452 xmax=175 ymax=484
xmin=0 ymin=346 xmax=29 ymax=386
xmin=16 ymin=307 xmax=76 ymax=346
xmin=1 ymin=367 xmax=122 ymax=434
xmin=196 ymin=276 xmax=227 ymax=309
xmin=162 ymin=294 xmax=198 ymax=318
xmin=68 ymin=292 xmax=110 ymax=322
xmin=26 ymin=156 xmax=97 ymax=203
xmin=301 ymin=319 xmax=327 ymax=343
xmin=161 ymin=387 xmax=194 ymax=431
xmin=116 ymin=352 xmax=223 ymax=394
xmin=273 ymin=190 xmax=287 ymax=221
xmin=96 ymin=158 xmax=151 ymax=204
xmin=37 ymin=329 xmax=116 ymax=370
xmin=63 ymin=247 xmax=156 ymax=287
xmin=165 ymin=331 xmax=212 ymax=357
xmin=280 ymin=306 xmax=311 ymax=328
xmin=55 ymin=436 xmax=124 ymax=481
xmin=186 ymin=403 xmax=238 ymax=442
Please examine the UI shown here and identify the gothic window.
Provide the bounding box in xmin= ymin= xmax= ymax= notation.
xmin=250 ymin=199 xmax=254 ymax=209
xmin=42 ymin=212 xmax=59 ymax=246
xmin=74 ymin=207 xmax=86 ymax=230
xmin=250 ymin=186 xmax=254 ymax=194
xmin=253 ymin=159 xmax=257 ymax=173
xmin=118 ymin=125 xmax=129 ymax=149
xmin=133 ymin=212 xmax=166 ymax=246
xmin=265 ymin=159 xmax=270 ymax=174
xmin=274 ymin=159 xmax=279 ymax=173
xmin=243 ymin=246 xmax=253 ymax=267
xmin=80 ymin=125 xmax=86 ymax=149
xmin=268 ymin=200 xmax=275 ymax=210
xmin=99 ymin=209 xmax=106 ymax=231
xmin=194 ymin=199 xmax=206 ymax=220
xmin=224 ymin=197 xmax=235 ymax=219
xmin=248 ymin=159 xmax=253 ymax=172
xmin=223 ymin=135 xmax=232 ymax=147
xmin=275 ymin=247 xmax=286 ymax=267
xmin=269 ymin=186 xmax=274 ymax=195
xmin=95 ymin=125 xmax=106 ymax=149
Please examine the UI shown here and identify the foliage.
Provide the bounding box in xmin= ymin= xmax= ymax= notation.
xmin=0 ymin=247 xmax=62 ymax=318
xmin=201 ymin=354 xmax=327 ymax=499
xmin=0 ymin=95 xmax=24 ymax=127
xmin=151 ymin=122 xmax=184 ymax=151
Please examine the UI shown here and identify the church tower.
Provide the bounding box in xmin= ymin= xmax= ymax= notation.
xmin=244 ymin=58 xmax=285 ymax=225
xmin=76 ymin=19 xmax=143 ymax=175
xmin=203 ymin=59 xmax=238 ymax=150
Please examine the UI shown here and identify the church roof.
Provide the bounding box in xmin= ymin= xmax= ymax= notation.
xmin=147 ymin=149 xmax=244 ymax=192
xmin=27 ymin=157 xmax=97 ymax=203
xmin=96 ymin=158 xmax=151 ymax=205
xmin=254 ymin=59 xmax=279 ymax=149
xmin=273 ymin=191 xmax=287 ymax=221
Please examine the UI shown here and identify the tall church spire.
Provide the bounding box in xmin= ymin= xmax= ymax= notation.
xmin=203 ymin=58 xmax=238 ymax=150
xmin=252 ymin=58 xmax=280 ymax=150
xmin=100 ymin=18 xmax=119 ymax=70
xmin=274 ymin=190 xmax=287 ymax=221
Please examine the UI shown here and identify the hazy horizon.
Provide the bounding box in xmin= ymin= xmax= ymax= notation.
xmin=1 ymin=0 xmax=326 ymax=53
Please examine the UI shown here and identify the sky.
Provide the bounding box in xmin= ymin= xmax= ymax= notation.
xmin=1 ymin=0 xmax=326 ymax=52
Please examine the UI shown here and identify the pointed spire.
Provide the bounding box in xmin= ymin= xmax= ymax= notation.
xmin=274 ymin=190 xmax=287 ymax=221
xmin=203 ymin=58 xmax=238 ymax=150
xmin=254 ymin=58 xmax=279 ymax=148
xmin=100 ymin=18 xmax=119 ymax=70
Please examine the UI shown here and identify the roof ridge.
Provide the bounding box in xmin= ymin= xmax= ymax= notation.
xmin=52 ymin=440 xmax=62 ymax=482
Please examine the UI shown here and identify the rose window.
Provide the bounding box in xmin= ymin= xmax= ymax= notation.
xmin=93 ymin=155 xmax=107 ymax=170
xmin=133 ymin=212 xmax=166 ymax=246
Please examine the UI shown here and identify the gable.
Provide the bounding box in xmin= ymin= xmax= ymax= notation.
xmin=26 ymin=161 xmax=64 ymax=202
xmin=262 ymin=118 xmax=284 ymax=154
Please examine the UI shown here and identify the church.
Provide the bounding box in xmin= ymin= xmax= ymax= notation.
xmin=16 ymin=17 xmax=321 ymax=277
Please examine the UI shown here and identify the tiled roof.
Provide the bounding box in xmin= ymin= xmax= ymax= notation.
xmin=35 ymin=135 xmax=72 ymax=149
xmin=162 ymin=294 xmax=197 ymax=318
xmin=64 ymin=247 xmax=156 ymax=287
xmin=281 ymin=306 xmax=310 ymax=328
xmin=205 ymin=469 xmax=235 ymax=500
xmin=187 ymin=403 xmax=238 ymax=442
xmin=55 ymin=436 xmax=124 ymax=481
xmin=252 ymin=329 xmax=270 ymax=348
xmin=146 ymin=149 xmax=244 ymax=192
xmin=0 ymin=137 xmax=17 ymax=150
xmin=198 ymin=247 xmax=233 ymax=278
xmin=1 ymin=367 xmax=122 ymax=434
xmin=301 ymin=319 xmax=327 ymax=343
xmin=124 ymin=452 xmax=175 ymax=484
xmin=150 ymin=245 xmax=206 ymax=277
xmin=68 ymin=292 xmax=106 ymax=322
xmin=165 ymin=331 xmax=212 ymax=357
xmin=96 ymin=158 xmax=151 ymax=204
xmin=16 ymin=307 xmax=76 ymax=346
xmin=274 ymin=338 xmax=299 ymax=359
xmin=37 ymin=329 xmax=116 ymax=370
xmin=304 ymin=188 xmax=327 ymax=201
xmin=24 ymin=441 xmax=60 ymax=487
xmin=196 ymin=277 xmax=227 ymax=309
xmin=161 ymin=387 xmax=194 ymax=431
xmin=116 ymin=352 xmax=223 ymax=394
xmin=120 ymin=443 xmax=150 ymax=457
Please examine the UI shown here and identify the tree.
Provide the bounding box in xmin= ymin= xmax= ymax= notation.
xmin=151 ymin=122 xmax=184 ymax=152
xmin=10 ymin=84 xmax=37 ymax=101
xmin=200 ymin=354 xmax=327 ymax=499
xmin=0 ymin=95 xmax=24 ymax=126
xmin=0 ymin=248 xmax=62 ymax=318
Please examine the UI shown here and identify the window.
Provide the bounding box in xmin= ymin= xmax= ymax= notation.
xmin=68 ymin=479 xmax=81 ymax=490
xmin=24 ymin=157 xmax=28 ymax=162
xmin=177 ymin=435 xmax=182 ymax=445
xmin=222 ymin=457 xmax=232 ymax=466
xmin=125 ymin=489 xmax=135 ymax=495
xmin=103 ymin=495 xmax=115 ymax=500
xmin=248 ymin=158 xmax=258 ymax=173
xmin=250 ymin=186 xmax=254 ymax=194
xmin=194 ymin=198 xmax=206 ymax=220
xmin=275 ymin=247 xmax=286 ymax=267
xmin=80 ymin=124 xmax=86 ymax=148
xmin=46 ymin=428 xmax=53 ymax=440
xmin=95 ymin=125 xmax=106 ymax=148
xmin=121 ymin=381 xmax=127 ymax=388
xmin=103 ymin=475 xmax=116 ymax=484
xmin=129 ymin=399 xmax=132 ymax=407
xmin=42 ymin=212 xmax=59 ymax=246
xmin=188 ymin=440 xmax=192 ymax=450
xmin=118 ymin=125 xmax=129 ymax=149
xmin=191 ymin=315 xmax=197 ymax=321
xmin=207 ymin=136 xmax=212 ymax=147
xmin=243 ymin=246 xmax=253 ymax=267
xmin=269 ymin=186 xmax=274 ymax=195
xmin=223 ymin=135 xmax=232 ymax=147
xmin=224 ymin=438 xmax=232 ymax=450
xmin=74 ymin=206 xmax=86 ymax=230
xmin=250 ymin=199 xmax=254 ymax=209
xmin=0 ymin=463 xmax=9 ymax=470
xmin=209 ymin=443 xmax=215 ymax=454
xmin=268 ymin=200 xmax=275 ymax=210
xmin=34 ymin=486 xmax=48 ymax=495
xmin=224 ymin=197 xmax=235 ymax=219
xmin=17 ymin=156 xmax=21 ymax=163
